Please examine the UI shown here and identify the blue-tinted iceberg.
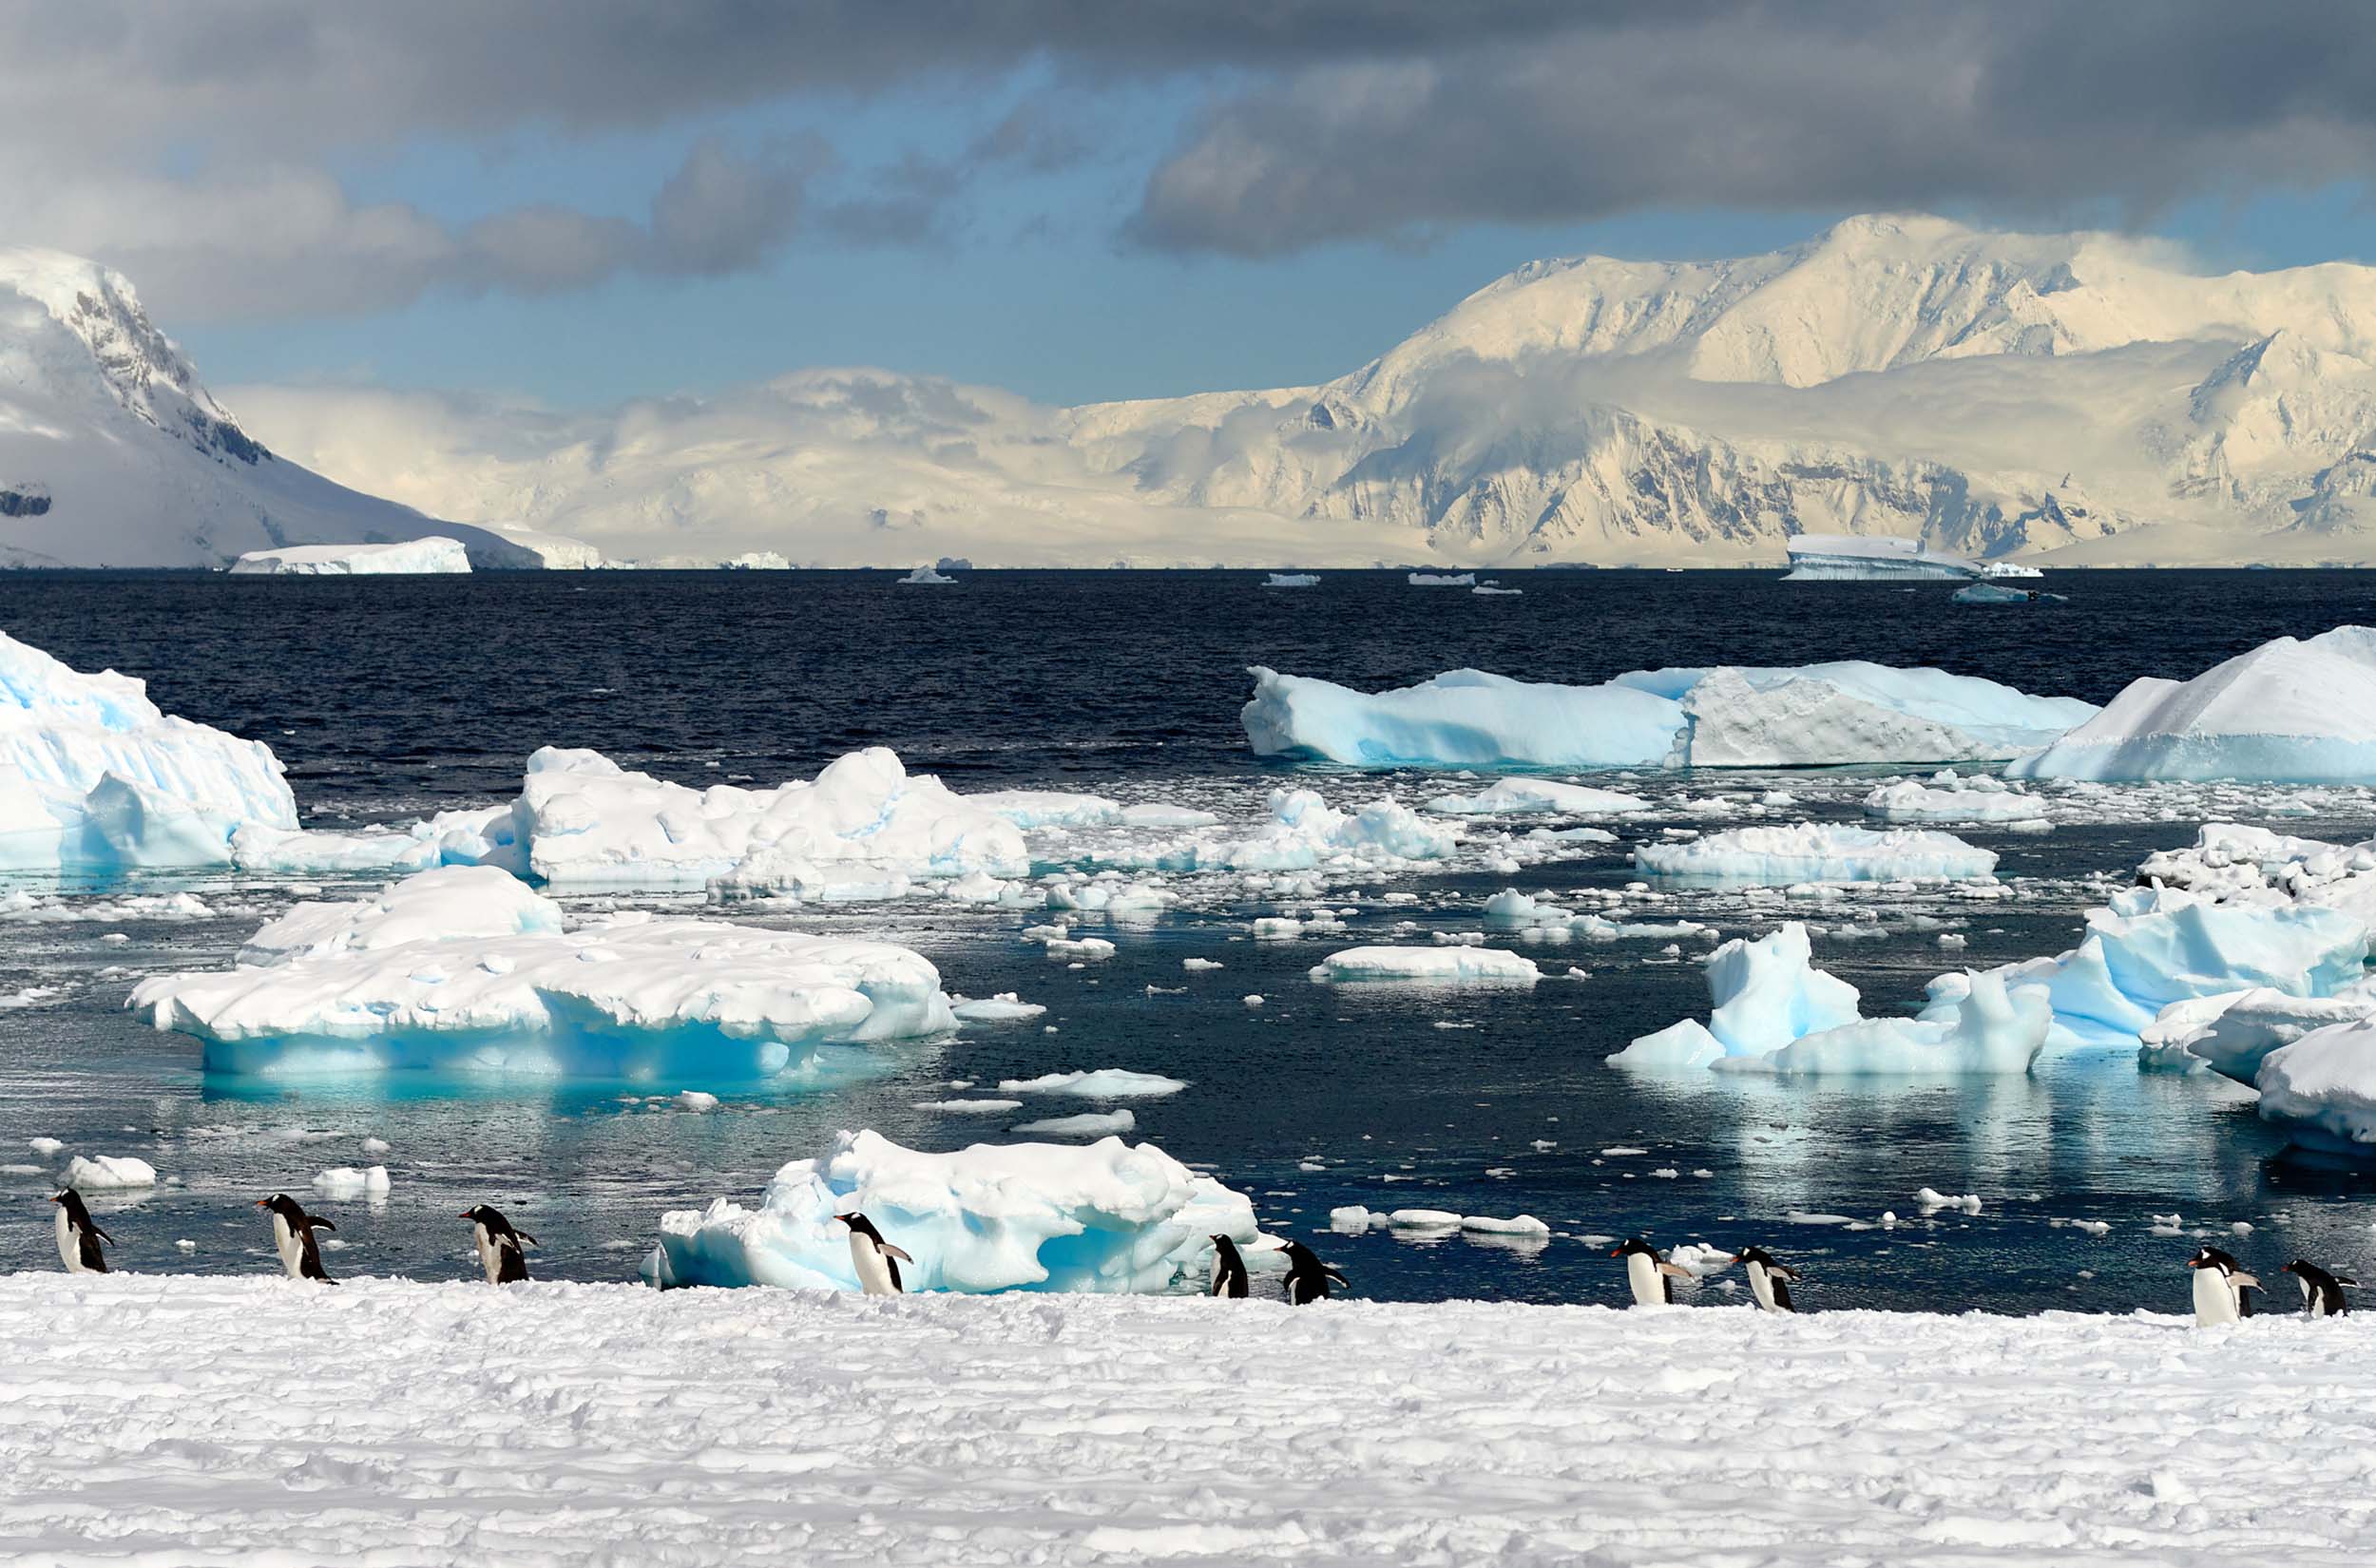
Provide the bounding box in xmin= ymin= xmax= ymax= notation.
xmin=127 ymin=866 xmax=955 ymax=1080
xmin=647 ymin=1128 xmax=1260 ymax=1292
xmin=0 ymin=629 xmax=297 ymax=869
xmin=2255 ymin=1021 xmax=2376 ymax=1157
xmin=1243 ymin=661 xmax=2093 ymax=772
xmin=1635 ymin=823 xmax=1997 ymax=885
xmin=2010 ymin=627 xmax=2376 ymax=783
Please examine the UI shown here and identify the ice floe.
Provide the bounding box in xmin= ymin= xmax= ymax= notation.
xmin=62 ymin=1154 xmax=158 ymax=1189
xmin=646 ymin=1129 xmax=1257 ymax=1292
xmin=1635 ymin=823 xmax=1997 ymax=885
xmin=128 ymin=866 xmax=955 ymax=1080
xmin=1864 ymin=771 xmax=2048 ymax=826
xmin=1422 ymin=778 xmax=1653 ymax=816
xmin=1307 ymin=947 xmax=1542 ymax=985
xmin=311 ymin=1165 xmax=392 ymax=1198
xmin=996 ymin=1069 xmax=1186 ymax=1098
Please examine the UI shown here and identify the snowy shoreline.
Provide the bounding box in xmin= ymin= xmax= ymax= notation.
xmin=6 ymin=1272 xmax=2372 ymax=1564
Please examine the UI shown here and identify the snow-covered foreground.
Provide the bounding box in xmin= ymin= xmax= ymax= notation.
xmin=7 ymin=1274 xmax=2374 ymax=1566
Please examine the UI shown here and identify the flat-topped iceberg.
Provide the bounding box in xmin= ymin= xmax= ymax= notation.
xmin=128 ymin=866 xmax=955 ymax=1080
xmin=1635 ymin=823 xmax=1997 ymax=885
xmin=0 ymin=629 xmax=297 ymax=869
xmin=2011 ymin=627 xmax=2376 ymax=783
xmin=2255 ymin=1021 xmax=2376 ymax=1157
xmin=1243 ymin=661 xmax=2092 ymax=772
xmin=509 ymin=745 xmax=1027 ymax=894
xmin=229 ymin=537 xmax=472 ymax=575
xmin=1610 ymin=922 xmax=2049 ymax=1076
xmin=1783 ymin=534 xmax=1978 ymax=581
xmin=1308 ymin=947 xmax=1541 ymax=985
xmin=647 ymin=1128 xmax=1259 ymax=1293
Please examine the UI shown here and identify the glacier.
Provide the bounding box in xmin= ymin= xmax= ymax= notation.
xmin=228 ymin=537 xmax=472 ymax=575
xmin=2012 ymin=628 xmax=2376 ymax=784
xmin=646 ymin=1128 xmax=1259 ymax=1293
xmin=1242 ymin=661 xmax=2093 ymax=772
xmin=127 ymin=866 xmax=956 ymax=1080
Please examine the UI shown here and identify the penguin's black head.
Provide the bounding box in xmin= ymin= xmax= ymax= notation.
xmin=258 ymin=1194 xmax=303 ymax=1222
xmin=1273 ymin=1238 xmax=1319 ymax=1267
xmin=836 ymin=1212 xmax=883 ymax=1243
xmin=1734 ymin=1245 xmax=1778 ymax=1269
xmin=2188 ymin=1245 xmax=2240 ymax=1272
xmin=460 ymin=1204 xmax=505 ymax=1228
xmin=50 ymin=1187 xmax=90 ymax=1222
xmin=1611 ymin=1237 xmax=1657 ymax=1259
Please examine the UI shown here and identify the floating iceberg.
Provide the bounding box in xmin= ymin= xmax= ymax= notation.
xmin=647 ymin=1128 xmax=1259 ymax=1293
xmin=1308 ymin=947 xmax=1542 ymax=985
xmin=898 ymin=564 xmax=955 ymax=584
xmin=1423 ymin=778 xmax=1652 ymax=816
xmin=1611 ymin=922 xmax=2049 ymax=1076
xmin=509 ymin=746 xmax=1026 ymax=894
xmin=2138 ymin=987 xmax=2376 ymax=1080
xmin=723 ymin=551 xmax=793 ymax=570
xmin=1635 ymin=823 xmax=1997 ymax=885
xmin=1783 ymin=534 xmax=1978 ymax=581
xmin=2011 ymin=627 xmax=2376 ymax=783
xmin=1863 ymin=772 xmax=2046 ymax=825
xmin=128 ymin=866 xmax=955 ymax=1080
xmin=1408 ymin=572 xmax=1475 ymax=586
xmin=1952 ymin=583 xmax=2064 ymax=605
xmin=1243 ymin=662 xmax=2091 ymax=772
xmin=1106 ymin=786 xmax=1458 ymax=875
xmin=229 ymin=537 xmax=472 ymax=575
xmin=63 ymin=1154 xmax=158 ymax=1189
xmin=0 ymin=629 xmax=297 ymax=870
xmin=1264 ymin=572 xmax=1319 ymax=587
xmin=997 ymin=1069 xmax=1187 ymax=1098
xmin=2255 ymin=1021 xmax=2376 ymax=1156
xmin=2134 ymin=823 xmax=2376 ymax=929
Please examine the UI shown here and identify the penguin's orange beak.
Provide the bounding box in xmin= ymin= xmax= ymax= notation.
xmin=253 ymin=1198 xmax=270 ymax=1209
xmin=1608 ymin=1247 xmax=1624 ymax=1257
xmin=47 ymin=1193 xmax=60 ymax=1205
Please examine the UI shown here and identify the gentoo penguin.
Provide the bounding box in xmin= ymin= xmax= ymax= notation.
xmin=257 ymin=1194 xmax=337 ymax=1283
xmin=837 ymin=1212 xmax=913 ymax=1296
xmin=1208 ymin=1233 xmax=1251 ymax=1299
xmin=1612 ymin=1237 xmax=1692 ymax=1307
xmin=2186 ymin=1245 xmax=2255 ymax=1326
xmin=459 ymin=1205 xmax=536 ymax=1285
xmin=2283 ymin=1258 xmax=2357 ymax=1318
xmin=1275 ymin=1239 xmax=1348 ymax=1304
xmin=49 ymin=1188 xmax=111 ymax=1274
xmin=1731 ymin=1246 xmax=1800 ymax=1313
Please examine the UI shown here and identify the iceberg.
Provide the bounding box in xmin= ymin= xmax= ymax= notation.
xmin=2010 ymin=627 xmax=2376 ymax=783
xmin=722 ymin=551 xmax=793 ymax=570
xmin=2254 ymin=1021 xmax=2376 ymax=1156
xmin=1610 ymin=924 xmax=1862 ymax=1070
xmin=1264 ymin=572 xmax=1319 ymax=587
xmin=1783 ymin=534 xmax=1979 ymax=581
xmin=1307 ymin=947 xmax=1542 ymax=985
xmin=1107 ymin=786 xmax=1458 ymax=874
xmin=0 ymin=629 xmax=297 ymax=869
xmin=1863 ymin=772 xmax=2047 ymax=825
xmin=1407 ymin=571 xmax=1475 ymax=586
xmin=508 ymin=746 xmax=1026 ymax=894
xmin=1952 ymin=583 xmax=2064 ymax=605
xmin=127 ymin=866 xmax=955 ymax=1080
xmin=1635 ymin=823 xmax=1997 ymax=885
xmin=2138 ymin=986 xmax=2376 ymax=1080
xmin=646 ymin=1128 xmax=1259 ymax=1293
xmin=2134 ymin=823 xmax=2376 ymax=929
xmin=63 ymin=1154 xmax=158 ymax=1189
xmin=898 ymin=564 xmax=956 ymax=584
xmin=228 ymin=537 xmax=472 ymax=575
xmin=1242 ymin=662 xmax=2092 ymax=772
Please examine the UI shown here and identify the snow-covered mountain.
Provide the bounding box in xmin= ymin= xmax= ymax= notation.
xmin=71 ymin=215 xmax=2376 ymax=567
xmin=0 ymin=248 xmax=556 ymax=568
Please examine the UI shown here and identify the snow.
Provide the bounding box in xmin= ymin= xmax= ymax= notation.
xmin=0 ymin=628 xmax=297 ymax=869
xmin=60 ymin=1154 xmax=157 ymax=1189
xmin=1635 ymin=823 xmax=1998 ymax=884
xmin=2012 ymin=628 xmax=2376 ymax=783
xmin=648 ymin=1129 xmax=1256 ymax=1293
xmin=14 ymin=1272 xmax=2376 ymax=1563
xmin=228 ymin=537 xmax=472 ymax=575
xmin=510 ymin=745 xmax=1026 ymax=893
xmin=1308 ymin=947 xmax=1542 ymax=985
xmin=1784 ymin=533 xmax=1979 ymax=580
xmin=1244 ymin=662 xmax=2091 ymax=772
xmin=1423 ymin=777 xmax=1653 ymax=816
xmin=127 ymin=866 xmax=956 ymax=1080
xmin=311 ymin=1165 xmax=392 ymax=1198
xmin=995 ymin=1069 xmax=1187 ymax=1098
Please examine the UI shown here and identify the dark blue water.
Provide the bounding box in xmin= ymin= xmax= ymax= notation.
xmin=4 ymin=569 xmax=2375 ymax=1311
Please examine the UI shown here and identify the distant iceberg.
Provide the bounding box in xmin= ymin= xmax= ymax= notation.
xmin=1241 ymin=662 xmax=2093 ymax=771
xmin=899 ymin=564 xmax=956 ymax=584
xmin=647 ymin=1128 xmax=1259 ymax=1293
xmin=129 ymin=866 xmax=955 ymax=1080
xmin=1952 ymin=583 xmax=2064 ymax=605
xmin=1407 ymin=571 xmax=1475 ymax=586
xmin=722 ymin=551 xmax=792 ymax=570
xmin=229 ymin=537 xmax=472 ymax=575
xmin=1264 ymin=572 xmax=1319 ymax=587
xmin=1783 ymin=534 xmax=1979 ymax=581
xmin=2011 ymin=627 xmax=2376 ymax=783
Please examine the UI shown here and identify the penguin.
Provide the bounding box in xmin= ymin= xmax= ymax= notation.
xmin=2186 ymin=1245 xmax=2254 ymax=1326
xmin=2282 ymin=1258 xmax=2357 ymax=1318
xmin=459 ymin=1204 xmax=536 ymax=1285
xmin=49 ymin=1188 xmax=111 ymax=1274
xmin=1275 ymin=1239 xmax=1348 ymax=1305
xmin=1208 ymin=1233 xmax=1251 ymax=1299
xmin=257 ymin=1194 xmax=337 ymax=1283
xmin=837 ymin=1212 xmax=913 ymax=1296
xmin=1612 ymin=1237 xmax=1692 ymax=1306
xmin=1731 ymin=1245 xmax=1800 ymax=1313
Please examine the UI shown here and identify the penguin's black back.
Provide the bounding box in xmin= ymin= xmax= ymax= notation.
xmin=75 ymin=1222 xmax=108 ymax=1273
xmin=495 ymin=1240 xmax=531 ymax=1284
xmin=297 ymin=1213 xmax=336 ymax=1283
xmin=1770 ymin=1273 xmax=1792 ymax=1312
xmin=1211 ymin=1236 xmax=1249 ymax=1299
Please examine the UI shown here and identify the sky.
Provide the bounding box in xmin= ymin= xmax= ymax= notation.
xmin=12 ymin=2 xmax=2376 ymax=411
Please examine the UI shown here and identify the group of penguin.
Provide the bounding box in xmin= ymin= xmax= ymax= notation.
xmin=48 ymin=1187 xmax=2368 ymax=1319
xmin=50 ymin=1187 xmax=535 ymax=1287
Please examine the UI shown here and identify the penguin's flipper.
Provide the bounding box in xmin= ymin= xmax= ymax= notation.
xmin=2232 ymin=1272 xmax=2259 ymax=1289
xmin=1772 ymin=1276 xmax=1794 ymax=1312
xmin=90 ymin=1222 xmax=115 ymax=1245
xmin=1773 ymin=1264 xmax=1803 ymax=1282
xmin=1657 ymin=1261 xmax=1693 ymax=1279
xmin=1324 ymin=1267 xmax=1349 ymax=1287
xmin=881 ymin=1243 xmax=915 ymax=1263
xmin=518 ymin=1232 xmax=539 ymax=1249
xmin=310 ymin=1216 xmax=337 ymax=1233
xmin=81 ymin=1234 xmax=109 ymax=1273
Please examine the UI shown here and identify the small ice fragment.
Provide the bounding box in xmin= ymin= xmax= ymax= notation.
xmin=64 ymin=1155 xmax=158 ymax=1189
xmin=675 ymin=1090 xmax=720 ymax=1112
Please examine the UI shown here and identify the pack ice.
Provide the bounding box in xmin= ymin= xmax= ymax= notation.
xmin=0 ymin=629 xmax=296 ymax=869
xmin=2012 ymin=626 xmax=2376 ymax=783
xmin=1242 ymin=661 xmax=2092 ymax=771
xmin=228 ymin=537 xmax=472 ymax=575
xmin=647 ymin=1128 xmax=1260 ymax=1292
xmin=1635 ymin=823 xmax=1998 ymax=884
xmin=127 ymin=866 xmax=955 ymax=1080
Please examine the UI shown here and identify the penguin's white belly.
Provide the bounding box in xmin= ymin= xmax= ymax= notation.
xmin=56 ymin=1207 xmax=86 ymax=1273
xmin=1625 ymin=1251 xmax=1664 ymax=1307
xmin=2193 ymin=1267 xmax=2239 ymax=1326
xmin=1209 ymin=1253 xmax=1222 ymax=1295
xmin=1746 ymin=1261 xmax=1780 ymax=1312
xmin=849 ymin=1235 xmax=900 ymax=1296
xmin=473 ymin=1224 xmax=505 ymax=1285
xmin=271 ymin=1214 xmax=304 ymax=1279
xmin=2303 ymin=1278 xmax=2331 ymax=1318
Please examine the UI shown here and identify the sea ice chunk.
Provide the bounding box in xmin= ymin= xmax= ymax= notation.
xmin=63 ymin=1154 xmax=157 ymax=1189
xmin=1635 ymin=823 xmax=1996 ymax=884
xmin=311 ymin=1165 xmax=392 ymax=1198
xmin=1864 ymin=772 xmax=2046 ymax=825
xmin=2011 ymin=627 xmax=2376 ymax=783
xmin=1423 ymin=778 xmax=1653 ymax=816
xmin=648 ymin=1129 xmax=1258 ymax=1292
xmin=2255 ymin=1020 xmax=2376 ymax=1156
xmin=1610 ymin=923 xmax=1862 ymax=1070
xmin=1308 ymin=947 xmax=1542 ymax=985
xmin=127 ymin=866 xmax=956 ymax=1080
xmin=996 ymin=1069 xmax=1187 ymax=1098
